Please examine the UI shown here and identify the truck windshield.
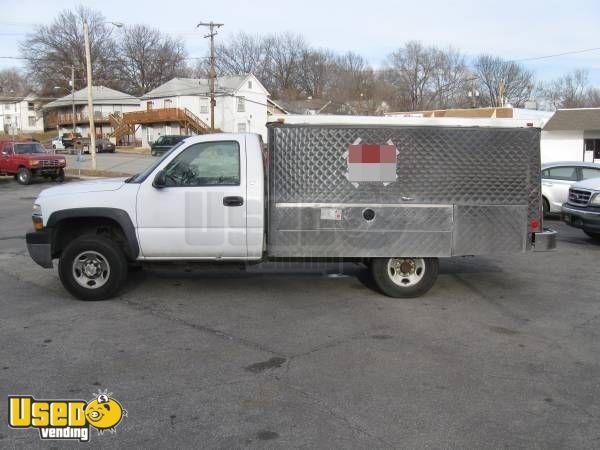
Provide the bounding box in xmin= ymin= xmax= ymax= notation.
xmin=14 ymin=143 xmax=47 ymax=154
xmin=126 ymin=140 xmax=186 ymax=183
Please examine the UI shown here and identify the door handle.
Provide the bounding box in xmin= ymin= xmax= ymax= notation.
xmin=223 ymin=196 xmax=244 ymax=207
xmin=542 ymin=182 xmax=553 ymax=187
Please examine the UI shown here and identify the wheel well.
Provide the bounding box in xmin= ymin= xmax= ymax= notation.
xmin=51 ymin=217 xmax=130 ymax=260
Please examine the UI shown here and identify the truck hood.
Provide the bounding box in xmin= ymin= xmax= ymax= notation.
xmin=38 ymin=177 xmax=128 ymax=198
xmin=572 ymin=178 xmax=600 ymax=191
xmin=16 ymin=153 xmax=66 ymax=160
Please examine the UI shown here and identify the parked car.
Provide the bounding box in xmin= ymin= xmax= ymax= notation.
xmin=541 ymin=161 xmax=600 ymax=216
xmin=150 ymin=135 xmax=190 ymax=156
xmin=91 ymin=139 xmax=115 ymax=154
xmin=51 ymin=137 xmax=65 ymax=150
xmin=0 ymin=140 xmax=66 ymax=185
xmin=25 ymin=116 xmax=556 ymax=301
xmin=561 ymin=178 xmax=600 ymax=240
xmin=61 ymin=132 xmax=82 ymax=149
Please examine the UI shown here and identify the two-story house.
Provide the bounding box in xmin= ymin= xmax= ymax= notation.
xmin=138 ymin=74 xmax=269 ymax=144
xmin=0 ymin=94 xmax=44 ymax=135
xmin=43 ymin=86 xmax=140 ymax=139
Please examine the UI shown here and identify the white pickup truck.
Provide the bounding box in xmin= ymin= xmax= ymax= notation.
xmin=26 ymin=116 xmax=556 ymax=301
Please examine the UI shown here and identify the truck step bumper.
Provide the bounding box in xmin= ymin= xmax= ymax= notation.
xmin=533 ymin=227 xmax=557 ymax=252
xmin=26 ymin=229 xmax=53 ymax=268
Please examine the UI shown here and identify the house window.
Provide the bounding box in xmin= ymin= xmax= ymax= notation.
xmin=248 ymin=81 xmax=252 ymax=89
xmin=237 ymin=96 xmax=245 ymax=112
xmin=28 ymin=117 xmax=37 ymax=127
xmin=200 ymin=105 xmax=208 ymax=114
xmin=237 ymin=123 xmax=247 ymax=133
xmin=28 ymin=102 xmax=34 ymax=111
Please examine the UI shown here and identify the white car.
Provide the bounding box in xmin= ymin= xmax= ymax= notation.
xmin=541 ymin=161 xmax=600 ymax=215
xmin=51 ymin=137 xmax=65 ymax=150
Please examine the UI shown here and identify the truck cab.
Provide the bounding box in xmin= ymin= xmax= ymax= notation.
xmin=26 ymin=133 xmax=264 ymax=300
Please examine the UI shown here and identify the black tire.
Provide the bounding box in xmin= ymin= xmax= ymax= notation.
xmin=542 ymin=197 xmax=550 ymax=217
xmin=151 ymin=151 xmax=157 ymax=157
xmin=52 ymin=144 xmax=56 ymax=149
xmin=584 ymin=231 xmax=600 ymax=241
xmin=54 ymin=168 xmax=65 ymax=183
xmin=58 ymin=235 xmax=128 ymax=301
xmin=16 ymin=167 xmax=32 ymax=185
xmin=370 ymin=257 xmax=439 ymax=298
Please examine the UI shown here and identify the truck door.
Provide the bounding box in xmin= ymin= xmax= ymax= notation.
xmin=0 ymin=143 xmax=13 ymax=172
xmin=135 ymin=138 xmax=247 ymax=259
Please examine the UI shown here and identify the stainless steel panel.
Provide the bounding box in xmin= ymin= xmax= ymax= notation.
xmin=452 ymin=205 xmax=527 ymax=255
xmin=267 ymin=124 xmax=541 ymax=258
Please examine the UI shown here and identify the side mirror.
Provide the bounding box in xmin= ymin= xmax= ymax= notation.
xmin=153 ymin=170 xmax=167 ymax=188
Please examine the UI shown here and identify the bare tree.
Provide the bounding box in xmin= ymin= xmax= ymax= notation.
xmin=215 ymin=32 xmax=271 ymax=82
xmin=0 ymin=68 xmax=31 ymax=95
xmin=20 ymin=6 xmax=118 ymax=96
xmin=297 ymin=49 xmax=335 ymax=98
xmin=538 ymin=69 xmax=591 ymax=109
xmin=429 ymin=48 xmax=470 ymax=108
xmin=265 ymin=32 xmax=308 ymax=98
xmin=474 ymin=54 xmax=534 ymax=107
xmin=117 ymin=25 xmax=188 ymax=96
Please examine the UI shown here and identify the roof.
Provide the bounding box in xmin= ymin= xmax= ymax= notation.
xmin=541 ymin=161 xmax=600 ymax=169
xmin=0 ymin=93 xmax=39 ymax=103
xmin=141 ymin=75 xmax=267 ymax=100
xmin=268 ymin=114 xmax=545 ymax=129
xmin=267 ymin=98 xmax=289 ymax=114
xmin=43 ymin=86 xmax=140 ymax=109
xmin=543 ymin=108 xmax=600 ymax=131
xmin=273 ymin=98 xmax=339 ymax=115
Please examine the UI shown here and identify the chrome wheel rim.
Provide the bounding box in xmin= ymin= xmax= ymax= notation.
xmin=18 ymin=171 xmax=28 ymax=183
xmin=72 ymin=251 xmax=111 ymax=289
xmin=387 ymin=258 xmax=425 ymax=287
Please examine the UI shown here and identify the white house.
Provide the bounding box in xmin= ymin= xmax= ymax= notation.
xmin=43 ymin=86 xmax=140 ymax=138
xmin=139 ymin=74 xmax=269 ymax=144
xmin=541 ymin=108 xmax=600 ymax=163
xmin=0 ymin=94 xmax=44 ymax=135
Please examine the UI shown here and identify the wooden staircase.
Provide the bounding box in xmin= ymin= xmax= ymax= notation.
xmin=115 ymin=108 xmax=213 ymax=139
xmin=108 ymin=112 xmax=135 ymax=145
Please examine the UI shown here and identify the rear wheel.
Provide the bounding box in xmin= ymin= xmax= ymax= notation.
xmin=59 ymin=235 xmax=128 ymax=301
xmin=16 ymin=167 xmax=32 ymax=185
xmin=371 ymin=257 xmax=439 ymax=298
xmin=52 ymin=168 xmax=65 ymax=183
xmin=584 ymin=231 xmax=600 ymax=241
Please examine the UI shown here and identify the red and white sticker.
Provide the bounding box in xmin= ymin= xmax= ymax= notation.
xmin=345 ymin=138 xmax=398 ymax=185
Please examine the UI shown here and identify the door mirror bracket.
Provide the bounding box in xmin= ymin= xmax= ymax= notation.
xmin=153 ymin=170 xmax=167 ymax=188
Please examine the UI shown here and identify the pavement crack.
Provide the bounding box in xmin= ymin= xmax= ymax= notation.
xmin=121 ymin=297 xmax=284 ymax=358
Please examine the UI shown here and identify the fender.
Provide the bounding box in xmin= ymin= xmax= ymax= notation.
xmin=47 ymin=208 xmax=139 ymax=259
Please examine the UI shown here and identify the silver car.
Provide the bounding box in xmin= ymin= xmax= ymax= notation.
xmin=541 ymin=161 xmax=600 ymax=215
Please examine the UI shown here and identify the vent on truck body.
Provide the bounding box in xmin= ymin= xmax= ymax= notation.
xmin=568 ymin=188 xmax=592 ymax=206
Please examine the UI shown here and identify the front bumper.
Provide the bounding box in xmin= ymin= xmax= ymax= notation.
xmin=533 ymin=227 xmax=557 ymax=251
xmin=561 ymin=204 xmax=600 ymax=233
xmin=26 ymin=228 xmax=53 ymax=268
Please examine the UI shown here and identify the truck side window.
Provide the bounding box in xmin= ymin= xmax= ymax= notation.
xmin=163 ymin=141 xmax=240 ymax=187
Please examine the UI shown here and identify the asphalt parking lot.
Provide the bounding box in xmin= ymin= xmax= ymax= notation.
xmin=1 ymin=177 xmax=599 ymax=449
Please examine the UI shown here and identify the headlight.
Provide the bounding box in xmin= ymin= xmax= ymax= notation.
xmin=30 ymin=160 xmax=39 ymax=166
xmin=590 ymin=193 xmax=600 ymax=206
xmin=32 ymin=204 xmax=43 ymax=231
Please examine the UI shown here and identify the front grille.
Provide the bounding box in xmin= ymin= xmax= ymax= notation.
xmin=39 ymin=159 xmax=60 ymax=168
xmin=568 ymin=188 xmax=592 ymax=206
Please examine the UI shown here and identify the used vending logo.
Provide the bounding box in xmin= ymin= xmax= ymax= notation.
xmin=8 ymin=390 xmax=127 ymax=442
xmin=345 ymin=138 xmax=398 ymax=186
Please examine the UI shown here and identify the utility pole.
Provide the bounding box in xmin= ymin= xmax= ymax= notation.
xmin=197 ymin=21 xmax=223 ymax=131
xmin=71 ymin=65 xmax=76 ymax=134
xmin=83 ymin=20 xmax=97 ymax=170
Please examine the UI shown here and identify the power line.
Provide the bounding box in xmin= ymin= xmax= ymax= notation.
xmin=512 ymin=47 xmax=600 ymax=62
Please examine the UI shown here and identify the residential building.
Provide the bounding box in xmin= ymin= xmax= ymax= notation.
xmin=137 ymin=74 xmax=269 ymax=145
xmin=43 ymin=86 xmax=140 ymax=139
xmin=541 ymin=108 xmax=600 ymax=163
xmin=0 ymin=94 xmax=44 ymax=135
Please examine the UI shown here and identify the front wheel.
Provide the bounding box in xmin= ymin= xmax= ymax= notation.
xmin=370 ymin=257 xmax=439 ymax=298
xmin=16 ymin=167 xmax=32 ymax=185
xmin=59 ymin=235 xmax=128 ymax=300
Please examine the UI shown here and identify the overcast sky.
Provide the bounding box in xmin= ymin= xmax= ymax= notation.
xmin=2 ymin=0 xmax=600 ymax=83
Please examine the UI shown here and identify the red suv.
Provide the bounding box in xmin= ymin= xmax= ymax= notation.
xmin=0 ymin=140 xmax=66 ymax=185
